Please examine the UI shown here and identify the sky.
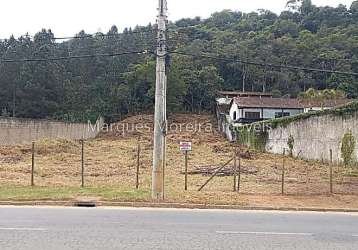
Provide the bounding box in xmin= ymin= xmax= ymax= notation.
xmin=0 ymin=0 xmax=355 ymax=38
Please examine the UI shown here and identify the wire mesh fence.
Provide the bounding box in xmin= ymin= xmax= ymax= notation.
xmin=0 ymin=138 xmax=358 ymax=196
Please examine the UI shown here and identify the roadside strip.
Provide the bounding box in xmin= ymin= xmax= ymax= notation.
xmin=0 ymin=228 xmax=47 ymax=231
xmin=216 ymin=231 xmax=313 ymax=236
xmin=0 ymin=200 xmax=358 ymax=213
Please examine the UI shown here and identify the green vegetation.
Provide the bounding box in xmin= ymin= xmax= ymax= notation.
xmin=0 ymin=186 xmax=150 ymax=201
xmin=236 ymin=127 xmax=268 ymax=152
xmin=341 ymin=131 xmax=356 ymax=166
xmin=298 ymin=88 xmax=347 ymax=108
xmin=0 ymin=0 xmax=358 ymax=121
xmin=287 ymin=135 xmax=295 ymax=157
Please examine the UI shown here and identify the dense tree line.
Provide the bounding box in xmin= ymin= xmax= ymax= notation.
xmin=0 ymin=0 xmax=357 ymax=121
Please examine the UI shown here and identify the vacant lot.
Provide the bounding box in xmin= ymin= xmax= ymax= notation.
xmin=1 ymin=114 xmax=358 ymax=209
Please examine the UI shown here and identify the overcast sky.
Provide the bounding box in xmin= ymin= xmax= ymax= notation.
xmin=0 ymin=0 xmax=354 ymax=38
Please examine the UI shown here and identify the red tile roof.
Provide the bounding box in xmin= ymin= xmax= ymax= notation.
xmin=218 ymin=91 xmax=273 ymax=97
xmin=234 ymin=97 xmax=302 ymax=109
xmin=233 ymin=97 xmax=353 ymax=109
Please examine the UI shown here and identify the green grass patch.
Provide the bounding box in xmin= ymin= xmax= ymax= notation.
xmin=0 ymin=186 xmax=151 ymax=201
xmin=343 ymin=169 xmax=358 ymax=177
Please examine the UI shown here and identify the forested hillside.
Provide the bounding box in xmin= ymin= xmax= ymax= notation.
xmin=0 ymin=0 xmax=357 ymax=121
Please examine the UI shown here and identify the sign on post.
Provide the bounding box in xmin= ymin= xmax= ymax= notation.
xmin=180 ymin=142 xmax=192 ymax=191
xmin=180 ymin=142 xmax=192 ymax=152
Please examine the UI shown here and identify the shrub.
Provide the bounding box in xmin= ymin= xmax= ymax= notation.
xmin=287 ymin=135 xmax=295 ymax=157
xmin=341 ymin=131 xmax=356 ymax=166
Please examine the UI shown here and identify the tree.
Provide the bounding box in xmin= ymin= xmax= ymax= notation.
xmin=272 ymin=20 xmax=299 ymax=38
xmin=0 ymin=1 xmax=357 ymax=121
xmin=300 ymin=0 xmax=314 ymax=15
xmin=350 ymin=1 xmax=358 ymax=13
xmin=194 ymin=66 xmax=224 ymax=113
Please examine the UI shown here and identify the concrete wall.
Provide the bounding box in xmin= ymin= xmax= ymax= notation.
xmin=266 ymin=112 xmax=358 ymax=163
xmin=0 ymin=117 xmax=104 ymax=145
xmin=218 ymin=114 xmax=236 ymax=142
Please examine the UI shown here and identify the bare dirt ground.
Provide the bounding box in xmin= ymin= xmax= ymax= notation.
xmin=0 ymin=114 xmax=358 ymax=209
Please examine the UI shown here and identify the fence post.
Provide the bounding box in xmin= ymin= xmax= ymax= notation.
xmin=31 ymin=142 xmax=35 ymax=186
xmin=136 ymin=138 xmax=141 ymax=189
xmin=185 ymin=150 xmax=188 ymax=191
xmin=233 ymin=147 xmax=237 ymax=192
xmin=330 ymin=149 xmax=333 ymax=194
xmin=238 ymin=147 xmax=241 ymax=192
xmin=281 ymin=148 xmax=285 ymax=195
xmin=81 ymin=139 xmax=84 ymax=188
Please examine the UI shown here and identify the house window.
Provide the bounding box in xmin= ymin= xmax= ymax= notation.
xmin=245 ymin=112 xmax=261 ymax=119
xmin=233 ymin=111 xmax=237 ymax=121
xmin=275 ymin=112 xmax=290 ymax=118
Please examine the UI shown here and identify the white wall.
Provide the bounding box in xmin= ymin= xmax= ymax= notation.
xmin=0 ymin=117 xmax=104 ymax=145
xmin=266 ymin=112 xmax=358 ymax=163
xmin=263 ymin=108 xmax=303 ymax=119
xmin=229 ymin=102 xmax=239 ymax=121
xmin=230 ymin=105 xmax=263 ymax=121
xmin=304 ymin=107 xmax=331 ymax=113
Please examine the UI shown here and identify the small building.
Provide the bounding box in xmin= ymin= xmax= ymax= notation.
xmin=216 ymin=91 xmax=273 ymax=120
xmin=229 ymin=97 xmax=303 ymax=124
xmin=229 ymin=96 xmax=353 ymax=125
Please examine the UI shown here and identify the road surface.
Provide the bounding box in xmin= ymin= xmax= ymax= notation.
xmin=0 ymin=206 xmax=357 ymax=249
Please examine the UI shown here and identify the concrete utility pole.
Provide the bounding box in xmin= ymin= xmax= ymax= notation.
xmin=152 ymin=0 xmax=168 ymax=200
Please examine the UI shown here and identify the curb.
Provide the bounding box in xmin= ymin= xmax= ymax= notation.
xmin=0 ymin=200 xmax=358 ymax=213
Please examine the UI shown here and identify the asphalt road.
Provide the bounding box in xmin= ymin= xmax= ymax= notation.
xmin=0 ymin=206 xmax=357 ymax=250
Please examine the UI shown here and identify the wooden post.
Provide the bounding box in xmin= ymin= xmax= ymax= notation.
xmin=185 ymin=151 xmax=188 ymax=191
xmin=31 ymin=142 xmax=35 ymax=186
xmin=198 ymin=157 xmax=234 ymax=191
xmin=238 ymin=148 xmax=241 ymax=192
xmin=281 ymin=148 xmax=285 ymax=195
xmin=330 ymin=149 xmax=333 ymax=194
xmin=233 ymin=147 xmax=237 ymax=192
xmin=136 ymin=138 xmax=141 ymax=189
xmin=81 ymin=139 xmax=84 ymax=188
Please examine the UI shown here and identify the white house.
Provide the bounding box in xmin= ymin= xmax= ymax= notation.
xmin=229 ymin=97 xmax=303 ymax=124
xmin=229 ymin=96 xmax=353 ymax=124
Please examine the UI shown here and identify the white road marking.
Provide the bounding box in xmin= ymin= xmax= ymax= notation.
xmin=216 ymin=231 xmax=313 ymax=236
xmin=0 ymin=228 xmax=47 ymax=231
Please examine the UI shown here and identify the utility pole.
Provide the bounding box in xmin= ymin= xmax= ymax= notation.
xmin=152 ymin=0 xmax=168 ymax=200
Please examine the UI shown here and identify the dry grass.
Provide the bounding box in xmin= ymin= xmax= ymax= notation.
xmin=1 ymin=113 xmax=358 ymax=209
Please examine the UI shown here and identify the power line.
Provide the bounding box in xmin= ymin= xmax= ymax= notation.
xmin=0 ymin=29 xmax=156 ymax=42
xmin=58 ymin=40 xmax=156 ymax=53
xmin=169 ymin=51 xmax=358 ymax=76
xmin=51 ymin=29 xmax=156 ymax=41
xmin=0 ymin=50 xmax=152 ymax=63
xmin=314 ymin=56 xmax=358 ymax=63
